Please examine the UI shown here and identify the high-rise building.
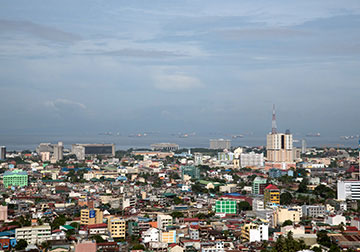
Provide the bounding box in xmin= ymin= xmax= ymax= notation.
xmin=0 ymin=146 xmax=6 ymax=160
xmin=36 ymin=142 xmax=63 ymax=162
xmin=53 ymin=142 xmax=64 ymax=161
xmin=80 ymin=208 xmax=103 ymax=225
xmin=210 ymin=139 xmax=231 ymax=150
xmin=266 ymin=105 xmax=294 ymax=162
xmin=301 ymin=139 xmax=307 ymax=154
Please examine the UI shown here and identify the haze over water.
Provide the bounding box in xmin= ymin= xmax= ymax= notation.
xmin=0 ymin=133 xmax=358 ymax=151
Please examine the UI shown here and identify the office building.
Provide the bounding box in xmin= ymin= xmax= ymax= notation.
xmin=181 ymin=165 xmax=200 ymax=180
xmin=266 ymin=105 xmax=294 ymax=162
xmin=209 ymin=139 xmax=231 ymax=150
xmin=252 ymin=177 xmax=267 ymax=195
xmin=0 ymin=146 xmax=6 ymax=160
xmin=157 ymin=214 xmax=172 ymax=230
xmin=241 ymin=223 xmax=269 ymax=242
xmin=215 ymin=200 xmax=237 ymax=214
xmin=108 ymin=217 xmax=126 ymax=238
xmin=337 ymin=180 xmax=360 ymax=201
xmin=264 ymin=184 xmax=280 ymax=205
xmin=16 ymin=225 xmax=51 ymax=244
xmin=72 ymin=144 xmax=115 ymax=160
xmin=218 ymin=151 xmax=235 ymax=162
xmin=80 ymin=208 xmax=103 ymax=225
xmin=36 ymin=142 xmax=63 ymax=162
xmin=3 ymin=170 xmax=28 ymax=188
xmin=194 ymin=153 xmax=203 ymax=165
xmin=150 ymin=143 xmax=179 ymax=151
xmin=240 ymin=152 xmax=264 ymax=168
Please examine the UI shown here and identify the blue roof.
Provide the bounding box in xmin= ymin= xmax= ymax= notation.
xmin=224 ymin=193 xmax=242 ymax=196
xmin=0 ymin=231 xmax=15 ymax=237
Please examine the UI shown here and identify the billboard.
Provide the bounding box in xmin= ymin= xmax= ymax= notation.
xmin=89 ymin=210 xmax=96 ymax=218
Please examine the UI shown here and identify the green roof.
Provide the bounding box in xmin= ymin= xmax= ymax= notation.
xmin=61 ymin=225 xmax=75 ymax=230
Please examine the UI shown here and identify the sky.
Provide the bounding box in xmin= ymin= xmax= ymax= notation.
xmin=0 ymin=0 xmax=360 ymax=136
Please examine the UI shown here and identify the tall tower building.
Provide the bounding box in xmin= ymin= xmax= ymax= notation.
xmin=53 ymin=142 xmax=64 ymax=161
xmin=0 ymin=146 xmax=6 ymax=160
xmin=266 ymin=105 xmax=294 ymax=162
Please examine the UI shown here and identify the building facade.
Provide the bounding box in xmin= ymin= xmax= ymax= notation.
xmin=3 ymin=170 xmax=28 ymax=188
xmin=215 ymin=200 xmax=237 ymax=214
xmin=337 ymin=180 xmax=360 ymax=201
xmin=264 ymin=184 xmax=280 ymax=205
xmin=0 ymin=146 xmax=6 ymax=160
xmin=241 ymin=223 xmax=269 ymax=242
xmin=108 ymin=217 xmax=126 ymax=238
xmin=157 ymin=215 xmax=173 ymax=230
xmin=209 ymin=139 xmax=231 ymax=150
xmin=266 ymin=132 xmax=294 ymax=163
xmin=240 ymin=152 xmax=264 ymax=168
xmin=16 ymin=225 xmax=51 ymax=244
xmin=72 ymin=144 xmax=115 ymax=160
xmin=252 ymin=177 xmax=267 ymax=195
xmin=80 ymin=208 xmax=103 ymax=225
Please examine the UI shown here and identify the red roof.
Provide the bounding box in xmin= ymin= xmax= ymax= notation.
xmin=265 ymin=184 xmax=279 ymax=190
xmin=87 ymin=223 xmax=108 ymax=229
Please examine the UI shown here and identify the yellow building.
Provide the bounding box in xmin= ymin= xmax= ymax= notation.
xmin=274 ymin=207 xmax=301 ymax=226
xmin=108 ymin=217 xmax=126 ymax=238
xmin=160 ymin=230 xmax=176 ymax=243
xmin=264 ymin=184 xmax=280 ymax=205
xmin=80 ymin=208 xmax=103 ymax=225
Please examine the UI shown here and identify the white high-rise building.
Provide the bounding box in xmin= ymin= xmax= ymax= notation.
xmin=266 ymin=106 xmax=294 ymax=162
xmin=337 ymin=180 xmax=360 ymax=201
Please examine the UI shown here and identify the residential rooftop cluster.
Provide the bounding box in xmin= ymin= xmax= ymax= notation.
xmin=0 ymin=133 xmax=359 ymax=252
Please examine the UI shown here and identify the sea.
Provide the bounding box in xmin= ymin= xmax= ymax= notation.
xmin=0 ymin=133 xmax=358 ymax=151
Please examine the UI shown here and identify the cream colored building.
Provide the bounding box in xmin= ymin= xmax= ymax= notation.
xmin=266 ymin=132 xmax=293 ymax=162
xmin=157 ymin=214 xmax=173 ymax=230
xmin=274 ymin=207 xmax=300 ymax=226
xmin=160 ymin=230 xmax=176 ymax=243
xmin=16 ymin=224 xmax=51 ymax=244
xmin=108 ymin=217 xmax=126 ymax=238
xmin=80 ymin=208 xmax=103 ymax=225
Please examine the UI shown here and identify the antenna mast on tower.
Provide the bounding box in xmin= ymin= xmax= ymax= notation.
xmin=272 ymin=104 xmax=277 ymax=134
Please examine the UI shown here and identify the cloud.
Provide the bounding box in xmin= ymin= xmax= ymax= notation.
xmin=0 ymin=19 xmax=81 ymax=42
xmin=45 ymin=98 xmax=86 ymax=110
xmin=218 ymin=27 xmax=310 ymax=40
xmin=154 ymin=73 xmax=203 ymax=91
xmin=80 ymin=48 xmax=185 ymax=58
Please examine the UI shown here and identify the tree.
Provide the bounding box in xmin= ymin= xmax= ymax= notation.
xmin=15 ymin=239 xmax=28 ymax=250
xmin=171 ymin=211 xmax=184 ymax=218
xmin=132 ymin=244 xmax=145 ymax=250
xmin=297 ymin=178 xmax=308 ymax=193
xmin=280 ymin=192 xmax=293 ymax=205
xmin=91 ymin=235 xmax=105 ymax=243
xmin=51 ymin=215 xmax=67 ymax=229
xmin=314 ymin=185 xmax=335 ymax=199
xmin=282 ymin=220 xmax=293 ymax=227
xmin=238 ymin=201 xmax=251 ymax=211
